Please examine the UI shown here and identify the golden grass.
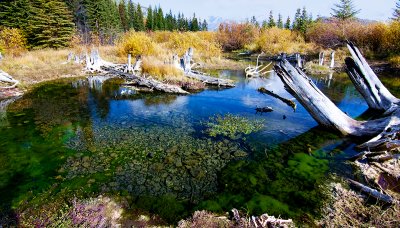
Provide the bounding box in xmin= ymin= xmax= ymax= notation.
xmin=141 ymin=56 xmax=184 ymax=81
xmin=389 ymin=55 xmax=400 ymax=68
xmin=0 ymin=48 xmax=83 ymax=88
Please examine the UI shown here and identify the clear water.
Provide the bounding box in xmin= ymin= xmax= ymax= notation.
xmin=0 ymin=69 xmax=397 ymax=224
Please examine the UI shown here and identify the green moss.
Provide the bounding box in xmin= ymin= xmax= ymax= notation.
xmin=204 ymin=114 xmax=264 ymax=139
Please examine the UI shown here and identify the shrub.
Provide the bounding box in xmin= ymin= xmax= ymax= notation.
xmin=217 ymin=22 xmax=258 ymax=51
xmin=0 ymin=27 xmax=27 ymax=56
xmin=116 ymin=31 xmax=159 ymax=57
xmin=255 ymin=27 xmax=316 ymax=55
xmin=383 ymin=21 xmax=400 ymax=55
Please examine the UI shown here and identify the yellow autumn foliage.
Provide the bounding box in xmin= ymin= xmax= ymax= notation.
xmin=255 ymin=27 xmax=316 ymax=55
xmin=0 ymin=27 xmax=27 ymax=56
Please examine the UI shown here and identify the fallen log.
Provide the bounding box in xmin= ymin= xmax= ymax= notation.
xmin=348 ymin=179 xmax=394 ymax=204
xmin=345 ymin=42 xmax=400 ymax=112
xmin=187 ymin=70 xmax=235 ymax=87
xmin=103 ymin=67 xmax=189 ymax=94
xmin=273 ymin=58 xmax=400 ymax=137
xmin=258 ymin=87 xmax=297 ymax=111
xmin=0 ymin=70 xmax=19 ymax=89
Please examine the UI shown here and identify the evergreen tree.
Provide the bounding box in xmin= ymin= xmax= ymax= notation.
xmin=152 ymin=7 xmax=159 ymax=30
xmin=133 ymin=4 xmax=145 ymax=31
xmin=28 ymin=0 xmax=75 ymax=48
xmin=146 ymin=6 xmax=153 ymax=30
xmin=331 ymin=0 xmax=360 ymax=20
xmin=261 ymin=20 xmax=268 ymax=29
xmin=292 ymin=8 xmax=301 ymax=30
xmin=118 ymin=0 xmax=128 ymax=31
xmin=127 ymin=0 xmax=135 ymax=30
xmin=250 ymin=16 xmax=259 ymax=28
xmin=393 ymin=0 xmax=400 ymax=21
xmin=277 ymin=14 xmax=283 ymax=28
xmin=268 ymin=10 xmax=276 ymax=27
xmin=0 ymin=0 xmax=31 ymax=30
xmin=156 ymin=7 xmax=164 ymax=30
xmin=284 ymin=16 xmax=291 ymax=29
xmin=190 ymin=14 xmax=199 ymax=31
xmin=201 ymin=19 xmax=208 ymax=31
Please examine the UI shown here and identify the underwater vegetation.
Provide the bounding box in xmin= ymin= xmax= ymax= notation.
xmin=204 ymin=114 xmax=265 ymax=139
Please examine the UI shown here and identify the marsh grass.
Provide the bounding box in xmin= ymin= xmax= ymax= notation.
xmin=0 ymin=48 xmax=82 ymax=87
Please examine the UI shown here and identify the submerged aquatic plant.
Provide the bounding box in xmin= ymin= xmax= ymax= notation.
xmin=204 ymin=114 xmax=264 ymax=139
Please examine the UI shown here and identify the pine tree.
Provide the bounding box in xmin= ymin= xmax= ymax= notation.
xmin=261 ymin=20 xmax=268 ymax=29
xmin=268 ymin=11 xmax=276 ymax=28
xmin=277 ymin=14 xmax=283 ymax=28
xmin=292 ymin=8 xmax=301 ymax=30
xmin=284 ymin=16 xmax=291 ymax=29
xmin=28 ymin=0 xmax=75 ymax=49
xmin=0 ymin=0 xmax=31 ymax=30
xmin=201 ymin=19 xmax=208 ymax=31
xmin=133 ymin=4 xmax=145 ymax=31
xmin=190 ymin=14 xmax=199 ymax=31
xmin=118 ymin=0 xmax=128 ymax=31
xmin=393 ymin=0 xmax=400 ymax=21
xmin=146 ymin=6 xmax=153 ymax=30
xmin=250 ymin=16 xmax=259 ymax=28
xmin=156 ymin=7 xmax=164 ymax=30
xmin=331 ymin=0 xmax=360 ymax=20
xmin=127 ymin=0 xmax=135 ymax=30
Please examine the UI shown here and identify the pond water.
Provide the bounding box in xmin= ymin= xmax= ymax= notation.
xmin=0 ymin=69 xmax=398 ymax=224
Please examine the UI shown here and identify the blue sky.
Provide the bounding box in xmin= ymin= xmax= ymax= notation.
xmin=136 ymin=0 xmax=396 ymax=22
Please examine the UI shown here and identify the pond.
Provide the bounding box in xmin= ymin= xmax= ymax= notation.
xmin=0 ymin=68 xmax=398 ymax=225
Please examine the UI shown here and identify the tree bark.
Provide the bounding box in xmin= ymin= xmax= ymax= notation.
xmin=274 ymin=59 xmax=399 ymax=137
xmin=345 ymin=42 xmax=400 ymax=112
xmin=0 ymin=70 xmax=19 ymax=89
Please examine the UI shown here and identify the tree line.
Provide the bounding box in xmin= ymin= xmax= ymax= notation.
xmin=0 ymin=0 xmax=208 ymax=49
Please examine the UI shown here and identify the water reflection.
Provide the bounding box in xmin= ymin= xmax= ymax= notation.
xmin=0 ymin=70 xmax=398 ymax=224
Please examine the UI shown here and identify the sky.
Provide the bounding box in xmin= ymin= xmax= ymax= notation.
xmin=136 ymin=0 xmax=396 ymax=23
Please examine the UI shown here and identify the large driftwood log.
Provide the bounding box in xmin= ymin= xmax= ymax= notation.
xmin=345 ymin=42 xmax=399 ymax=112
xmin=176 ymin=48 xmax=236 ymax=87
xmin=0 ymin=70 xmax=19 ymax=89
xmin=274 ymin=59 xmax=399 ymax=137
xmin=103 ymin=67 xmax=189 ymax=94
xmin=187 ymin=70 xmax=235 ymax=87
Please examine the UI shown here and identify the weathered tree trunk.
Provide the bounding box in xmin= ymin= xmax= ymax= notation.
xmin=103 ymin=67 xmax=189 ymax=94
xmin=274 ymin=59 xmax=399 ymax=137
xmin=187 ymin=70 xmax=235 ymax=87
xmin=0 ymin=70 xmax=19 ymax=89
xmin=345 ymin=42 xmax=399 ymax=112
xmin=319 ymin=52 xmax=325 ymax=66
xmin=330 ymin=51 xmax=335 ymax=68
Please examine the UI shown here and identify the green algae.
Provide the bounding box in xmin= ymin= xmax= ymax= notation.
xmin=204 ymin=114 xmax=264 ymax=139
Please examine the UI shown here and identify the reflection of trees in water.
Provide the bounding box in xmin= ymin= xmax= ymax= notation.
xmin=0 ymin=80 xmax=95 ymax=225
xmin=143 ymin=95 xmax=178 ymax=106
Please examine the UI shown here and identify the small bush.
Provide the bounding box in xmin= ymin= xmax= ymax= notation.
xmin=117 ymin=31 xmax=159 ymax=57
xmin=0 ymin=27 xmax=27 ymax=56
xmin=389 ymin=55 xmax=400 ymax=67
xmin=255 ymin=27 xmax=316 ymax=55
xmin=217 ymin=22 xmax=258 ymax=51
